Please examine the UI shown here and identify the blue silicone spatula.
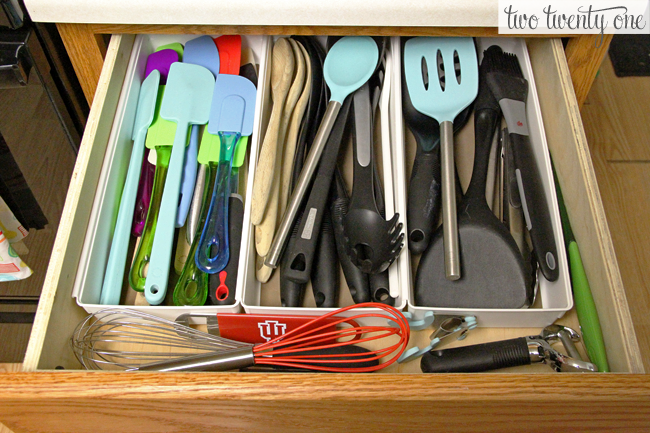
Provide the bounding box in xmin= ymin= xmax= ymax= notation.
xmin=99 ymin=70 xmax=160 ymax=305
xmin=404 ymin=37 xmax=478 ymax=281
xmin=264 ymin=36 xmax=378 ymax=268
xmin=144 ymin=62 xmax=215 ymax=305
xmin=195 ymin=74 xmax=257 ymax=274
xmin=176 ymin=35 xmax=221 ymax=229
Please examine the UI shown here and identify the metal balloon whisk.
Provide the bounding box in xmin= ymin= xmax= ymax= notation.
xmin=71 ymin=303 xmax=410 ymax=373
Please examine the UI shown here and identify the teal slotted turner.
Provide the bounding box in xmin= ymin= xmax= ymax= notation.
xmin=404 ymin=37 xmax=478 ymax=281
xmin=196 ymin=73 xmax=257 ymax=273
xmin=144 ymin=62 xmax=215 ymax=305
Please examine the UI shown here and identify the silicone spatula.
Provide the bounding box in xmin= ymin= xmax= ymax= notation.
xmin=99 ymin=70 xmax=160 ymax=305
xmin=196 ymin=74 xmax=257 ymax=274
xmin=144 ymin=63 xmax=215 ymax=305
xmin=233 ymin=48 xmax=257 ymax=170
xmin=176 ymin=36 xmax=221 ymax=229
xmin=265 ymin=36 xmax=378 ymax=268
xmin=215 ymin=35 xmax=241 ymax=75
xmin=132 ymin=48 xmax=180 ymax=237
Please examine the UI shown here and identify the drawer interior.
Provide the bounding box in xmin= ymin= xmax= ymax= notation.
xmin=22 ymin=34 xmax=643 ymax=374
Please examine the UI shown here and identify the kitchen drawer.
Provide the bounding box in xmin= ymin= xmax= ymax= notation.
xmin=0 ymin=33 xmax=647 ymax=431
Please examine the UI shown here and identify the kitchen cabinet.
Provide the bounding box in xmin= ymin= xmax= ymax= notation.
xmin=0 ymin=2 xmax=648 ymax=431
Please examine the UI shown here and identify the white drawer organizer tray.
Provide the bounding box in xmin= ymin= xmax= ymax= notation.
xmin=73 ymin=34 xmax=269 ymax=320
xmin=396 ymin=37 xmax=572 ymax=328
xmin=241 ymin=36 xmax=410 ymax=323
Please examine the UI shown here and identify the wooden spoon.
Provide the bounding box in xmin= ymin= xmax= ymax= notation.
xmin=250 ymin=38 xmax=295 ymax=225
xmin=254 ymin=38 xmax=304 ymax=258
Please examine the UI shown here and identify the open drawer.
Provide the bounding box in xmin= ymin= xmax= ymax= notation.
xmin=0 ymin=33 xmax=647 ymax=432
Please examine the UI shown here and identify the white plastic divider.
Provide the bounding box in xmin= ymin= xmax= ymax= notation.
xmin=399 ymin=37 xmax=572 ymax=328
xmin=73 ymin=34 xmax=271 ymax=320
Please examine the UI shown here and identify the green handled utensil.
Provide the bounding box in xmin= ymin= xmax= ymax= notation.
xmin=144 ymin=62 xmax=215 ymax=305
xmin=553 ymin=164 xmax=609 ymax=372
xmin=264 ymin=36 xmax=379 ymax=269
xmin=100 ymin=70 xmax=159 ymax=305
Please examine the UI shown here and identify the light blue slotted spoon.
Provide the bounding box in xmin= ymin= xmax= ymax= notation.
xmin=265 ymin=36 xmax=379 ymax=268
xmin=99 ymin=70 xmax=160 ymax=305
xmin=404 ymin=37 xmax=478 ymax=281
xmin=195 ymin=74 xmax=257 ymax=274
xmin=144 ymin=62 xmax=215 ymax=305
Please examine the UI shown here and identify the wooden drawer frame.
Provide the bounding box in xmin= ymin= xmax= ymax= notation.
xmin=0 ymin=25 xmax=649 ymax=431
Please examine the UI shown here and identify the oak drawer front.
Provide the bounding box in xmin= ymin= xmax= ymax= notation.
xmin=21 ymin=35 xmax=642 ymax=376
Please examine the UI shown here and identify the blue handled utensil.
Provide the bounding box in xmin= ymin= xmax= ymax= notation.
xmin=195 ymin=74 xmax=257 ymax=273
xmin=144 ymin=62 xmax=215 ymax=305
xmin=176 ymin=35 xmax=221 ymax=229
xmin=100 ymin=70 xmax=160 ymax=305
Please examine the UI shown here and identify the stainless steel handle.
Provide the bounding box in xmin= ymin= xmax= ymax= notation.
xmin=265 ymin=100 xmax=342 ymax=268
xmin=135 ymin=347 xmax=255 ymax=372
xmin=440 ymin=120 xmax=460 ymax=280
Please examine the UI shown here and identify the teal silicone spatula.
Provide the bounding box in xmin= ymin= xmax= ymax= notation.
xmin=404 ymin=37 xmax=478 ymax=281
xmin=196 ymin=74 xmax=257 ymax=273
xmin=144 ymin=62 xmax=215 ymax=305
xmin=99 ymin=70 xmax=160 ymax=305
xmin=176 ymin=36 xmax=220 ymax=229
xmin=264 ymin=36 xmax=378 ymax=268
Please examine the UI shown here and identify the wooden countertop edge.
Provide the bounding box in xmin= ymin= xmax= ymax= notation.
xmin=1 ymin=372 xmax=649 ymax=400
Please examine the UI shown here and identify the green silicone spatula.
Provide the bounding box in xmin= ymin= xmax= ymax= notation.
xmin=144 ymin=62 xmax=215 ymax=305
xmin=265 ymin=36 xmax=379 ymax=268
xmin=99 ymin=70 xmax=159 ymax=305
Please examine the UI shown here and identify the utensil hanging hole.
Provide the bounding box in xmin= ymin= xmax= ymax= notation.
xmin=374 ymin=288 xmax=390 ymax=302
xmin=410 ymin=229 xmax=425 ymax=243
xmin=185 ymin=281 xmax=197 ymax=298
xmin=290 ymin=254 xmax=306 ymax=272
xmin=453 ymin=50 xmax=461 ymax=84
xmin=206 ymin=241 xmax=219 ymax=262
xmin=216 ymin=286 xmax=229 ymax=301
xmin=150 ymin=285 xmax=159 ymax=295
xmin=436 ymin=50 xmax=445 ymax=91
xmin=314 ymin=292 xmax=325 ymax=307
xmin=421 ymin=56 xmax=429 ymax=90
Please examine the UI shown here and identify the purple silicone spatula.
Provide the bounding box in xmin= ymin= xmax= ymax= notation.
xmin=132 ymin=48 xmax=180 ymax=237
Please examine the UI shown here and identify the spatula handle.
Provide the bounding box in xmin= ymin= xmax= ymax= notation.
xmin=176 ymin=125 xmax=200 ymax=228
xmin=145 ymin=125 xmax=189 ymax=305
xmin=196 ymin=133 xmax=240 ymax=274
xmin=100 ymin=127 xmax=147 ymax=304
xmin=440 ymin=120 xmax=460 ymax=281
xmin=129 ymin=148 xmax=170 ymax=292
xmin=265 ymin=100 xmax=342 ymax=268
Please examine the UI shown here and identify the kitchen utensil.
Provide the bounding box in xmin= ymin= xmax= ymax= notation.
xmin=172 ymin=162 xmax=217 ymax=306
xmin=72 ymin=302 xmax=409 ymax=372
xmin=415 ymin=52 xmax=532 ymax=309
xmin=251 ymin=38 xmax=295 ymax=226
xmin=404 ymin=37 xmax=479 ymax=280
xmin=265 ymin=36 xmax=379 ymax=269
xmin=99 ymin=70 xmax=160 ymax=305
xmin=215 ymin=35 xmax=241 ymax=75
xmin=281 ymin=97 xmax=352 ymax=287
xmin=175 ymin=36 xmax=221 ymax=229
xmin=144 ymin=63 xmax=215 ymax=305
xmin=421 ymin=325 xmax=597 ymax=373
xmin=255 ymin=38 xmax=304 ymax=261
xmin=342 ymin=82 xmax=403 ymax=275
xmin=129 ymin=85 xmax=174 ymax=292
xmin=484 ymin=44 xmax=559 ymax=282
xmin=132 ymin=48 xmax=180 ymax=237
xmin=401 ymin=45 xmax=473 ymax=254
xmin=310 ymin=209 xmax=339 ymax=308
xmin=331 ymin=168 xmax=370 ymax=304
xmin=196 ymin=74 xmax=257 ymax=274
xmin=175 ymin=312 xmax=362 ymax=343
xmin=553 ymin=163 xmax=609 ymax=372
xmin=397 ymin=315 xmax=477 ymax=363
xmin=233 ymin=48 xmax=257 ymax=170
xmin=209 ymin=194 xmax=244 ymax=305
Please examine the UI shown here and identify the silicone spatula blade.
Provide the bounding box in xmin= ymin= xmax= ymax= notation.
xmin=176 ymin=36 xmax=221 ymax=229
xmin=100 ymin=70 xmax=160 ymax=305
xmin=215 ymin=35 xmax=242 ymax=75
xmin=144 ymin=63 xmax=215 ymax=305
xmin=196 ymin=74 xmax=257 ymax=274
